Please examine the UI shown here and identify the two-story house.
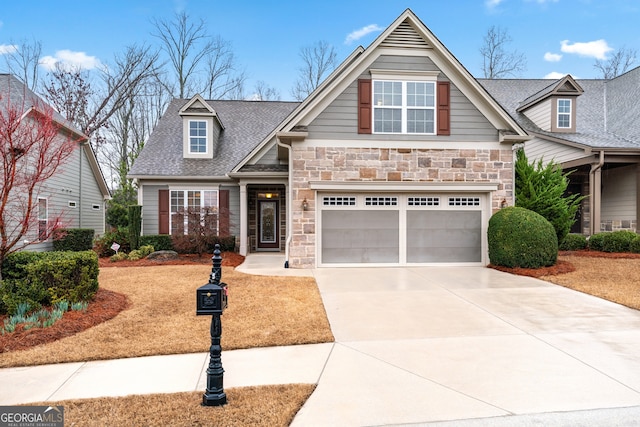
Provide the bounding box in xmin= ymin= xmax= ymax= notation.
xmin=129 ymin=9 xmax=529 ymax=268
xmin=1 ymin=74 xmax=110 ymax=251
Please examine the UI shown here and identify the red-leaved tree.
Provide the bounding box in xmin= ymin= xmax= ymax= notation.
xmin=0 ymin=93 xmax=81 ymax=280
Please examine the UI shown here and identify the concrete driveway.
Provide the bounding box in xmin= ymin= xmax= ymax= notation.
xmin=291 ymin=266 xmax=640 ymax=426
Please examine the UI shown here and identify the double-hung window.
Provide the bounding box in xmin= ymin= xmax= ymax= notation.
xmin=557 ymin=99 xmax=571 ymax=129
xmin=373 ymin=80 xmax=436 ymax=134
xmin=38 ymin=198 xmax=48 ymax=241
xmin=189 ymin=120 xmax=207 ymax=154
xmin=170 ymin=190 xmax=218 ymax=235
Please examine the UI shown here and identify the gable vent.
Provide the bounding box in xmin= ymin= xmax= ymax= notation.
xmin=380 ymin=21 xmax=430 ymax=50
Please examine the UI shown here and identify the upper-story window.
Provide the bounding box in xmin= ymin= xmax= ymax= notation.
xmin=189 ymin=120 xmax=207 ymax=153
xmin=373 ymin=80 xmax=436 ymax=134
xmin=557 ymin=99 xmax=571 ymax=129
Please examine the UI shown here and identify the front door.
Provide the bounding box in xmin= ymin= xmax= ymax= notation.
xmin=258 ymin=200 xmax=279 ymax=249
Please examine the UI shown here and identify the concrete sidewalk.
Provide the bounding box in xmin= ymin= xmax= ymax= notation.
xmin=2 ymin=254 xmax=640 ymax=426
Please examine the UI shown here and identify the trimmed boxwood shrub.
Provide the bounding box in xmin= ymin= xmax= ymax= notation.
xmin=488 ymin=206 xmax=558 ymax=268
xmin=1 ymin=251 xmax=99 ymax=315
xmin=140 ymin=235 xmax=174 ymax=251
xmin=559 ymin=233 xmax=588 ymax=251
xmin=587 ymin=233 xmax=606 ymax=251
xmin=588 ymin=231 xmax=638 ymax=253
xmin=630 ymin=236 xmax=640 ymax=254
xmin=171 ymin=235 xmax=236 ymax=254
xmin=53 ymin=228 xmax=95 ymax=251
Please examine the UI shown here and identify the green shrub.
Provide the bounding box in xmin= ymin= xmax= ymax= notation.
xmin=488 ymin=206 xmax=558 ymax=268
xmin=53 ymin=228 xmax=95 ymax=251
xmin=93 ymin=228 xmax=130 ymax=257
xmin=110 ymin=252 xmax=128 ymax=262
xmin=602 ymin=230 xmax=637 ymax=252
xmin=0 ymin=251 xmax=98 ymax=314
xmin=106 ymin=202 xmax=129 ymax=229
xmin=559 ymin=233 xmax=588 ymax=251
xmin=139 ymin=235 xmax=174 ymax=251
xmin=127 ymin=249 xmax=144 ymax=261
xmin=587 ymin=233 xmax=606 ymax=251
xmin=138 ymin=245 xmax=155 ymax=257
xmin=630 ymin=236 xmax=640 ymax=254
xmin=128 ymin=205 xmax=142 ymax=250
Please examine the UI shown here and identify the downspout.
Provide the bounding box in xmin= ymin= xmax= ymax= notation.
xmin=589 ymin=150 xmax=605 ymax=235
xmin=276 ymin=137 xmax=292 ymax=268
xmin=79 ymin=143 xmax=83 ymax=228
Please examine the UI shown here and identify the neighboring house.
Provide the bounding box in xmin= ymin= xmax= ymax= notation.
xmin=481 ymin=69 xmax=640 ymax=236
xmin=0 ymin=74 xmax=110 ymax=251
xmin=130 ymin=8 xmax=529 ymax=268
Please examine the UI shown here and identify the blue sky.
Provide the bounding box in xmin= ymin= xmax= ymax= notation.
xmin=1 ymin=0 xmax=639 ymax=100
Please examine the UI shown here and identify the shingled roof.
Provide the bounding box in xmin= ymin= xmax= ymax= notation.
xmin=129 ymin=98 xmax=299 ymax=178
xmin=479 ymin=68 xmax=640 ymax=150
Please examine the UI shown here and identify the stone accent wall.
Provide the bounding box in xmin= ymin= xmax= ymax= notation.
xmin=289 ymin=146 xmax=514 ymax=268
xmin=600 ymin=220 xmax=637 ymax=233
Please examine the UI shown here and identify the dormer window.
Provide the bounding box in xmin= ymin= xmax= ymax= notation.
xmin=189 ymin=120 xmax=208 ymax=154
xmin=557 ymin=99 xmax=571 ymax=129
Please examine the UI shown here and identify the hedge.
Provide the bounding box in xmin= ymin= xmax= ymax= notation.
xmin=53 ymin=228 xmax=95 ymax=251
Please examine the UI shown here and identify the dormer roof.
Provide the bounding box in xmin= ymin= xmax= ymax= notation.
xmin=517 ymin=74 xmax=584 ymax=112
xmin=179 ymin=94 xmax=225 ymax=129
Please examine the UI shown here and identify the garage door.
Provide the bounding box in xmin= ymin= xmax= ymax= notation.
xmin=320 ymin=193 xmax=484 ymax=266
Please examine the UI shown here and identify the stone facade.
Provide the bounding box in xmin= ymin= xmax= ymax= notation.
xmin=288 ymin=146 xmax=514 ymax=268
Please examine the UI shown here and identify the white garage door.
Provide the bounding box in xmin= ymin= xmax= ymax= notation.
xmin=320 ymin=193 xmax=484 ymax=266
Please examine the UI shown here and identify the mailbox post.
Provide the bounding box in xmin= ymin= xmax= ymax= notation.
xmin=196 ymin=244 xmax=228 ymax=406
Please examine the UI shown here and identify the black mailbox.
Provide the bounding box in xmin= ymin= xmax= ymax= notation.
xmin=196 ymin=282 xmax=228 ymax=315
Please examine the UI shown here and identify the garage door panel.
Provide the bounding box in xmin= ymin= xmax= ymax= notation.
xmin=407 ymin=211 xmax=481 ymax=263
xmin=322 ymin=210 xmax=399 ymax=264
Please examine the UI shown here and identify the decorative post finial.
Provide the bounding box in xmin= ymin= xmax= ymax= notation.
xmin=209 ymin=243 xmax=222 ymax=285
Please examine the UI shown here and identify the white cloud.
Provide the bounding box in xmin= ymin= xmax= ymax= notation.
xmin=544 ymin=52 xmax=562 ymax=62
xmin=560 ymin=39 xmax=613 ymax=60
xmin=485 ymin=0 xmax=504 ymax=8
xmin=344 ymin=24 xmax=383 ymax=45
xmin=0 ymin=44 xmax=18 ymax=55
xmin=39 ymin=49 xmax=101 ymax=71
xmin=544 ymin=71 xmax=567 ymax=79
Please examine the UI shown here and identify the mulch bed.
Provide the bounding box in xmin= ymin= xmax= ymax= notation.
xmin=1 ymin=252 xmax=245 ymax=353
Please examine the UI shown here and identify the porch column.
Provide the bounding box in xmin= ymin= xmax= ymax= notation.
xmin=590 ymin=164 xmax=602 ymax=235
xmin=239 ymin=182 xmax=248 ymax=256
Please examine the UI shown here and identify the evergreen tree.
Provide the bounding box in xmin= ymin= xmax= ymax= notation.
xmin=514 ymin=149 xmax=585 ymax=243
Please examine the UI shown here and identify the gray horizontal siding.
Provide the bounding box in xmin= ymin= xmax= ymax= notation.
xmin=602 ymin=165 xmax=636 ymax=220
xmin=524 ymin=137 xmax=588 ymax=164
xmin=307 ymin=55 xmax=497 ymax=142
xmin=221 ymin=184 xmax=240 ymax=237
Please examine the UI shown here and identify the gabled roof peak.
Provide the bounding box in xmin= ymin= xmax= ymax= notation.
xmin=517 ymin=74 xmax=584 ymax=112
xmin=179 ymin=93 xmax=224 ymax=129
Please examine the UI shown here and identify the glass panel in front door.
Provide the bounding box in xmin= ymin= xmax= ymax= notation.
xmin=260 ymin=201 xmax=276 ymax=244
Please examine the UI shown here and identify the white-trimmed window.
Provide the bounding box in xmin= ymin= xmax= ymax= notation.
xmin=170 ymin=189 xmax=218 ymax=234
xmin=189 ymin=120 xmax=208 ymax=153
xmin=557 ymin=99 xmax=571 ymax=129
xmin=373 ymin=80 xmax=436 ymax=134
xmin=38 ymin=198 xmax=48 ymax=241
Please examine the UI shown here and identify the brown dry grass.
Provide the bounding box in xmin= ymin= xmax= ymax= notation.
xmin=0 ymin=265 xmax=334 ymax=368
xmin=541 ymin=254 xmax=640 ymax=310
xmin=30 ymin=384 xmax=315 ymax=427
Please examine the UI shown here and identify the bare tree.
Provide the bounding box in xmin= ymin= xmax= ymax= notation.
xmin=3 ymin=38 xmax=42 ymax=91
xmin=480 ymin=26 xmax=527 ymax=79
xmin=42 ymin=45 xmax=161 ymax=144
xmin=594 ymin=46 xmax=637 ymax=79
xmin=0 ymin=90 xmax=80 ymax=279
xmin=152 ymin=11 xmax=214 ymax=98
xmin=252 ymin=80 xmax=280 ymax=101
xmin=201 ymin=35 xmax=247 ymax=99
xmin=291 ymin=40 xmax=337 ymax=101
